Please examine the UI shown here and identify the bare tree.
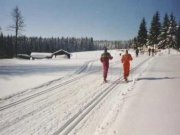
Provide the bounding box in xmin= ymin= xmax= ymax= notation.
xmin=9 ymin=6 xmax=25 ymax=56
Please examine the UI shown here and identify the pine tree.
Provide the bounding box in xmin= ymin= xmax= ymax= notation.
xmin=169 ymin=13 xmax=177 ymax=29
xmin=0 ymin=33 xmax=6 ymax=58
xmin=148 ymin=11 xmax=161 ymax=47
xmin=176 ymin=22 xmax=180 ymax=49
xmin=0 ymin=32 xmax=3 ymax=54
xmin=166 ymin=13 xmax=177 ymax=49
xmin=137 ymin=18 xmax=148 ymax=47
xmin=133 ymin=37 xmax=138 ymax=49
xmin=158 ymin=13 xmax=170 ymax=49
xmin=6 ymin=35 xmax=14 ymax=57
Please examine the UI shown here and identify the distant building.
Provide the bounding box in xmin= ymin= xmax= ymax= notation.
xmin=17 ymin=54 xmax=31 ymax=59
xmin=52 ymin=49 xmax=71 ymax=59
xmin=30 ymin=52 xmax=53 ymax=59
xmin=17 ymin=49 xmax=71 ymax=60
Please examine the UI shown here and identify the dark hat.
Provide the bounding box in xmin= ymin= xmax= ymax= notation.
xmin=104 ymin=47 xmax=107 ymax=52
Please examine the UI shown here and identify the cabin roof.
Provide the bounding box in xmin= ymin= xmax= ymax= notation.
xmin=52 ymin=49 xmax=71 ymax=55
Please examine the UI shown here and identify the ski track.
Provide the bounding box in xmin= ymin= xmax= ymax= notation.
xmin=0 ymin=58 xmax=115 ymax=134
xmin=68 ymin=56 xmax=152 ymax=135
xmin=0 ymin=54 xmax=151 ymax=135
xmin=70 ymin=56 xmax=153 ymax=135
xmin=0 ymin=59 xmax=98 ymax=104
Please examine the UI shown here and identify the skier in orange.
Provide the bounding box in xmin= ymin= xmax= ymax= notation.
xmin=121 ymin=50 xmax=133 ymax=82
xmin=100 ymin=48 xmax=113 ymax=82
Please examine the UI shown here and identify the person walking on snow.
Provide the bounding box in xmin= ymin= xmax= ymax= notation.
xmin=135 ymin=48 xmax=139 ymax=57
xmin=121 ymin=50 xmax=133 ymax=82
xmin=148 ymin=48 xmax=151 ymax=56
xmin=100 ymin=48 xmax=113 ymax=82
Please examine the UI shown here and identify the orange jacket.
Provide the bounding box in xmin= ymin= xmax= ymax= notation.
xmin=121 ymin=53 xmax=133 ymax=65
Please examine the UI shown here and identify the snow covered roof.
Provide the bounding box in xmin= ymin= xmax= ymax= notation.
xmin=17 ymin=54 xmax=31 ymax=59
xmin=52 ymin=49 xmax=71 ymax=55
xmin=52 ymin=49 xmax=71 ymax=59
xmin=30 ymin=52 xmax=53 ymax=59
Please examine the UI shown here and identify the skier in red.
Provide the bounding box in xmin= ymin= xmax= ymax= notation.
xmin=121 ymin=50 xmax=133 ymax=82
xmin=100 ymin=48 xmax=113 ymax=82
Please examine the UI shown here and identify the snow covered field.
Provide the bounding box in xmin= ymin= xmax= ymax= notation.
xmin=0 ymin=49 xmax=180 ymax=135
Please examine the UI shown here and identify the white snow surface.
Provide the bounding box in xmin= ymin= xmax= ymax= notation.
xmin=0 ymin=49 xmax=180 ymax=135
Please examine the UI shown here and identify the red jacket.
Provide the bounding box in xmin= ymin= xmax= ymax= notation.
xmin=100 ymin=52 xmax=113 ymax=67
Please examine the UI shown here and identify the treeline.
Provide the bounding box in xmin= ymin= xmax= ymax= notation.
xmin=0 ymin=35 xmax=96 ymax=58
xmin=134 ymin=12 xmax=180 ymax=49
xmin=0 ymin=34 xmax=132 ymax=58
xmin=94 ymin=40 xmax=133 ymax=50
xmin=0 ymin=6 xmax=99 ymax=58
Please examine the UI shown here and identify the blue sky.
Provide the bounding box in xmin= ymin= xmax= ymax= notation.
xmin=0 ymin=0 xmax=180 ymax=40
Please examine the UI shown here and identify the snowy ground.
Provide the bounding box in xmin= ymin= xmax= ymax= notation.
xmin=0 ymin=49 xmax=180 ymax=135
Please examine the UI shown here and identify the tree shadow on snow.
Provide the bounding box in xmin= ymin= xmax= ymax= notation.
xmin=137 ymin=77 xmax=180 ymax=81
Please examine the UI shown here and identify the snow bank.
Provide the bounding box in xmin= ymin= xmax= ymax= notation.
xmin=2 ymin=50 xmax=180 ymax=135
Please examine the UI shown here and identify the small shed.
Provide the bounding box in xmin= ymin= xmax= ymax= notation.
xmin=17 ymin=54 xmax=31 ymax=59
xmin=30 ymin=52 xmax=53 ymax=59
xmin=52 ymin=49 xmax=71 ymax=59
